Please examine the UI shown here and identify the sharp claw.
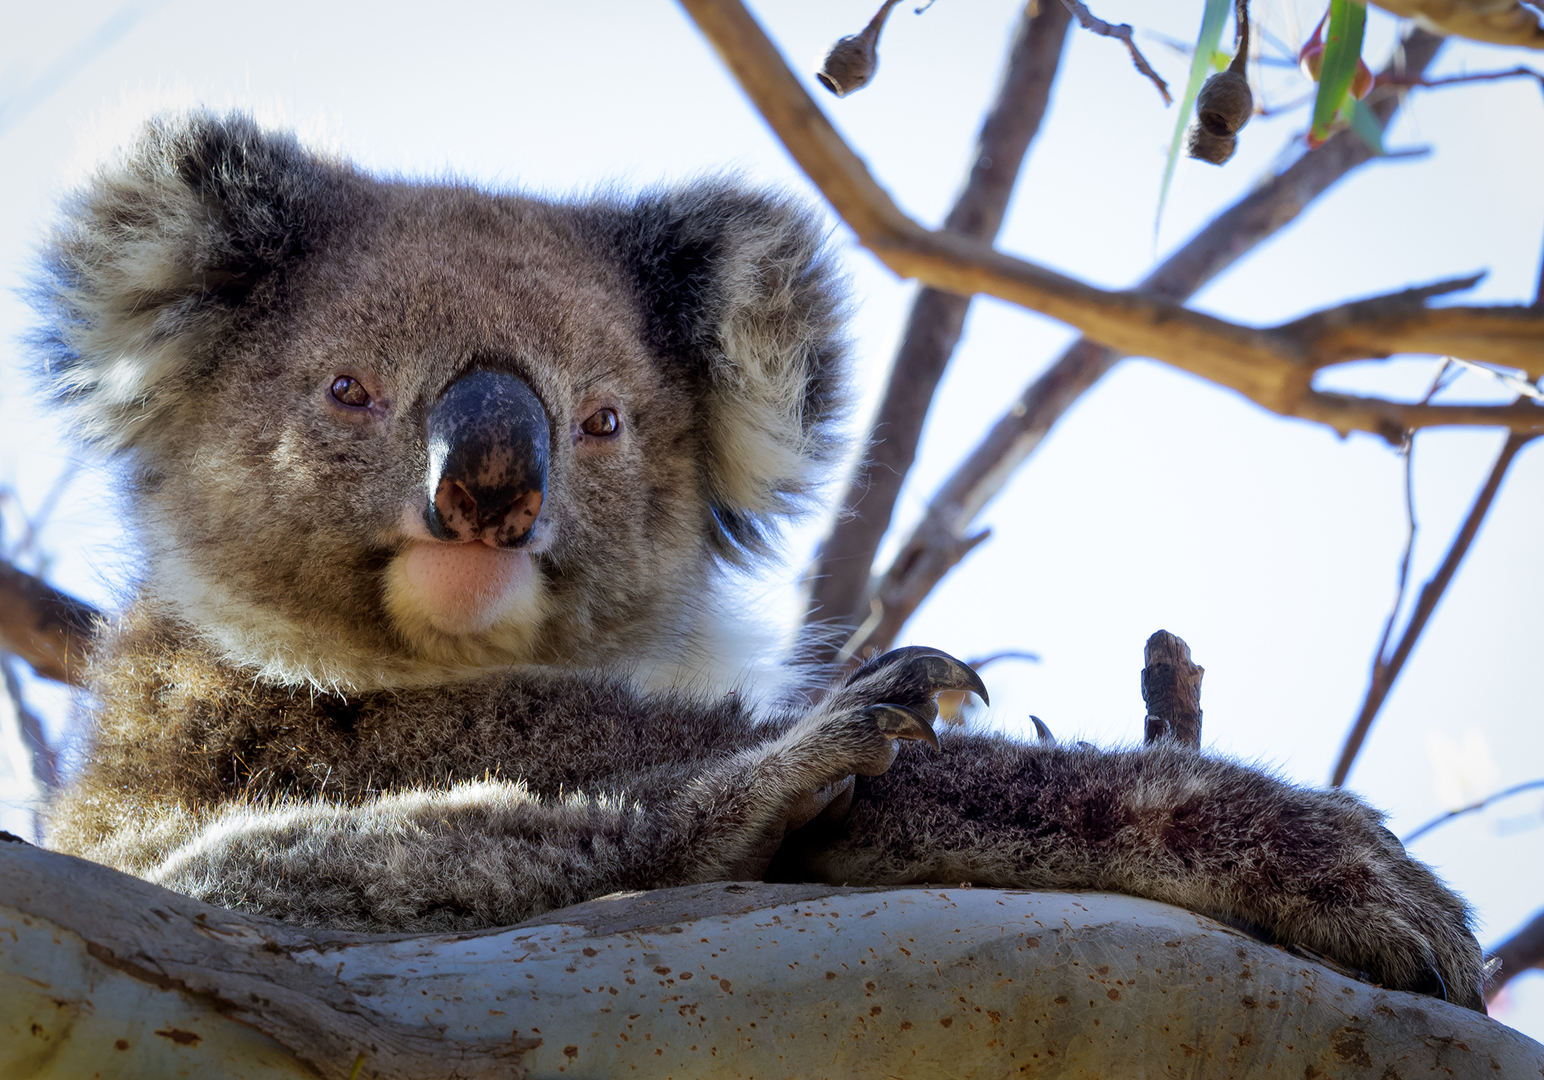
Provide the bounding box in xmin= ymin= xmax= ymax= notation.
xmin=870 ymin=703 xmax=941 ymax=752
xmin=1029 ymin=715 xmax=1055 ymax=743
xmin=910 ymin=648 xmax=991 ymax=706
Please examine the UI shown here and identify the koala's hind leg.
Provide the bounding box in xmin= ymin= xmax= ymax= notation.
xmin=779 ymin=736 xmax=1488 ymax=1012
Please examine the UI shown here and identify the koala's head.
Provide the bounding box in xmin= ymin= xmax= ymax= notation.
xmin=33 ymin=114 xmax=848 ymax=689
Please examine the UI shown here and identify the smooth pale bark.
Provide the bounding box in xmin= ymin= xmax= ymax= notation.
xmin=3 ymin=839 xmax=1541 ymax=1079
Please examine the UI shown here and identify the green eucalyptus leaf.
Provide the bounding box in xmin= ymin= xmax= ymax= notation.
xmin=1311 ymin=0 xmax=1367 ymax=144
xmin=1157 ymin=0 xmax=1232 ymax=231
xmin=1347 ymin=96 xmax=1384 ymax=154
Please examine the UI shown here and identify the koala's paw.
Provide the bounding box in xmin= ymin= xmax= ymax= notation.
xmin=813 ymin=646 xmax=989 ymax=776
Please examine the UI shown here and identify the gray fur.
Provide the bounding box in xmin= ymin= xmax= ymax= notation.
xmin=35 ymin=114 xmax=1486 ymax=1013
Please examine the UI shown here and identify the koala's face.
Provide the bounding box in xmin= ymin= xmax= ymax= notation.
xmin=37 ymin=116 xmax=847 ymax=688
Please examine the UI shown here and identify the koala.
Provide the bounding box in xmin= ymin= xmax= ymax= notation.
xmin=33 ymin=113 xmax=1486 ymax=1012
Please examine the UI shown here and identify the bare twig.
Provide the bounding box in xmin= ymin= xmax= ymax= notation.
xmin=1141 ymin=630 xmax=1204 ymax=747
xmin=1404 ymin=777 xmax=1544 ymax=845
xmin=0 ymin=559 xmax=97 ymax=686
xmin=841 ymin=31 xmax=1447 ymax=657
xmin=965 ymin=649 xmax=1041 ymax=671
xmin=1 ymin=463 xmax=80 ymax=565
xmin=677 ymin=1 xmax=1544 ymax=435
xmin=1330 ymin=431 xmax=1539 ymax=787
xmin=806 ymin=0 xmax=1072 ymax=645
xmin=1374 ymin=65 xmax=1544 ymax=93
xmin=1488 ymin=909 xmax=1544 ymax=1004
xmin=1060 ymin=0 xmax=1172 ymax=104
xmin=1372 ymin=435 xmax=1418 ymax=656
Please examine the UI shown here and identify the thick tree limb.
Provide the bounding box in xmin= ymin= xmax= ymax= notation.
xmin=5 ymin=839 xmax=1542 ymax=1079
xmin=0 ymin=559 xmax=96 ymax=686
xmin=807 ymin=0 xmax=1071 ymax=643
xmin=1331 ymin=431 xmax=1539 ymax=787
xmin=847 ymin=30 xmax=1450 ymax=656
xmin=1372 ymin=0 xmax=1544 ymax=49
xmin=678 ymin=0 xmax=1544 ymax=435
xmin=1489 ymin=909 xmax=1544 ymax=1004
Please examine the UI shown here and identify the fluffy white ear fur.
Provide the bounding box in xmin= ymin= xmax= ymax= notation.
xmin=32 ymin=114 xmax=335 ymax=454
xmin=617 ymin=185 xmax=852 ymax=560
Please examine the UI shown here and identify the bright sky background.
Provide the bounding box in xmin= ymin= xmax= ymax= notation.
xmin=2 ymin=0 xmax=1541 ymax=1038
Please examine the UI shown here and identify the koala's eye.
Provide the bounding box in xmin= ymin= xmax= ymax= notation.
xmin=580 ymin=408 xmax=621 ymax=438
xmin=330 ymin=376 xmax=372 ymax=408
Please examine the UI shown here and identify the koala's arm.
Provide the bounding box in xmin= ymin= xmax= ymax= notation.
xmin=142 ymin=656 xmax=979 ymax=933
xmin=774 ymin=728 xmax=1487 ymax=1012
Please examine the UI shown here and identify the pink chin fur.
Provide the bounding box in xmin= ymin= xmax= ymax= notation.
xmin=397 ymin=540 xmax=536 ymax=637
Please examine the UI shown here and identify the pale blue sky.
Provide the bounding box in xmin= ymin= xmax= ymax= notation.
xmin=2 ymin=0 xmax=1541 ymax=1035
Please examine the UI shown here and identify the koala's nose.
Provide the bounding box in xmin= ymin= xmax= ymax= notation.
xmin=423 ymin=369 xmax=549 ymax=547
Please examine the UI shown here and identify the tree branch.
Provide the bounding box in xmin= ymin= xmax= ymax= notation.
xmin=1371 ymin=0 xmax=1544 ymax=50
xmin=1060 ymin=0 xmax=1172 ymax=104
xmin=1404 ymin=777 xmax=1544 ymax=845
xmin=5 ymin=838 xmax=1541 ymax=1078
xmin=806 ymin=0 xmax=1072 ymax=644
xmin=1142 ymin=629 xmax=1204 ymax=746
xmin=0 ymin=559 xmax=97 ymax=686
xmin=1330 ymin=431 xmax=1539 ymax=787
xmin=845 ymin=29 xmax=1453 ymax=657
xmin=1490 ymin=908 xmax=1544 ymax=1004
xmin=678 ymin=0 xmax=1544 ymax=434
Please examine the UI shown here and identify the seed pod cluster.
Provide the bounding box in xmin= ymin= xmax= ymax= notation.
xmin=1188 ymin=68 xmax=1253 ymax=165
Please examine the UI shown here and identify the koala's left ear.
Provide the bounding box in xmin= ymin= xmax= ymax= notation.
xmin=611 ymin=183 xmax=851 ymax=561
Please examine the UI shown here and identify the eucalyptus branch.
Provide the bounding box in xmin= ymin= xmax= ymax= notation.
xmin=1404 ymin=778 xmax=1544 ymax=845
xmin=842 ymin=29 xmax=1449 ymax=658
xmin=1489 ymin=908 xmax=1544 ymax=1004
xmin=677 ymin=0 xmax=1543 ymax=438
xmin=1060 ymin=0 xmax=1172 ymax=103
xmin=1330 ymin=431 xmax=1539 ymax=787
xmin=0 ymin=558 xmax=96 ymax=686
xmin=807 ymin=0 xmax=1072 ymax=645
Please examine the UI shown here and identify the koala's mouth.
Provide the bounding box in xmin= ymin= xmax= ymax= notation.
xmin=392 ymin=540 xmax=541 ymax=638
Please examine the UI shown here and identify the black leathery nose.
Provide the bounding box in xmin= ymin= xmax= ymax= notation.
xmin=423 ymin=369 xmax=550 ymax=546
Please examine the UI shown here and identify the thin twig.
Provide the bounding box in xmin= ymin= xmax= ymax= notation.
xmin=1372 ymin=435 xmax=1417 ymax=672
xmin=677 ymin=1 xmax=1544 ymax=436
xmin=838 ymin=30 xmax=1447 ymax=658
xmin=1403 ymin=778 xmax=1544 ymax=845
xmin=1368 ymin=359 xmax=1455 ymax=673
xmin=806 ymin=0 xmax=1072 ymax=647
xmin=1330 ymin=431 xmax=1539 ymax=787
xmin=1059 ymin=0 xmax=1172 ymax=104
xmin=2 ymin=463 xmax=81 ymax=566
xmin=1231 ymin=0 xmax=1250 ymax=76
xmin=965 ymin=649 xmax=1041 ymax=671
xmin=1374 ymin=66 xmax=1544 ymax=93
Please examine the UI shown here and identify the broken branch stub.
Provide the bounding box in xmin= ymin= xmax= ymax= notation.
xmin=1142 ymin=629 xmax=1204 ymax=747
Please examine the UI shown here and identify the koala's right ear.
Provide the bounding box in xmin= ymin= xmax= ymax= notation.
xmin=31 ymin=113 xmax=344 ymax=454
